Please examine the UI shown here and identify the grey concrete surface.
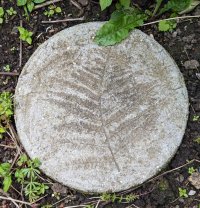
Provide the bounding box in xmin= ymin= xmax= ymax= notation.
xmin=15 ymin=22 xmax=189 ymax=193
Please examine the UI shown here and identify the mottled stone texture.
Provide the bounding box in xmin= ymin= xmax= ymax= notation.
xmin=15 ymin=22 xmax=188 ymax=193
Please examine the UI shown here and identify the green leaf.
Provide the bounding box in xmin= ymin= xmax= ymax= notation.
xmin=55 ymin=7 xmax=62 ymax=13
xmin=27 ymin=2 xmax=34 ymax=12
xmin=17 ymin=154 xmax=28 ymax=166
xmin=26 ymin=37 xmax=32 ymax=44
xmin=159 ymin=0 xmax=192 ymax=14
xmin=18 ymin=26 xmax=25 ymax=34
xmin=3 ymin=175 xmax=12 ymax=192
xmin=0 ymin=163 xmax=11 ymax=177
xmin=0 ymin=7 xmax=4 ymax=17
xmin=158 ymin=19 xmax=177 ymax=31
xmin=94 ymin=9 xmax=147 ymax=46
xmin=0 ymin=126 xmax=5 ymax=133
xmin=0 ymin=17 xmax=3 ymax=24
xmin=18 ymin=27 xmax=33 ymax=44
xmin=17 ymin=0 xmax=27 ymax=6
xmin=34 ymin=0 xmax=46 ymax=3
xmin=49 ymin=9 xmax=54 ymax=16
xmin=179 ymin=0 xmax=200 ymax=14
xmin=152 ymin=0 xmax=163 ymax=16
xmin=119 ymin=0 xmax=130 ymax=8
xmin=100 ymin=0 xmax=112 ymax=10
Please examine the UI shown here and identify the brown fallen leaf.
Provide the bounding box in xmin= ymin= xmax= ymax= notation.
xmin=188 ymin=172 xmax=200 ymax=189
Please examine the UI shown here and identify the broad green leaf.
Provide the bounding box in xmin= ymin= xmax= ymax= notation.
xmin=94 ymin=9 xmax=147 ymax=46
xmin=3 ymin=175 xmax=12 ymax=192
xmin=119 ymin=0 xmax=130 ymax=8
xmin=17 ymin=0 xmax=27 ymax=6
xmin=27 ymin=2 xmax=34 ymax=12
xmin=0 ymin=17 xmax=3 ymax=24
xmin=100 ymin=0 xmax=112 ymax=11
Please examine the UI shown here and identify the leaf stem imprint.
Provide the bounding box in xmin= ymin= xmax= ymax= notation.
xmin=99 ymin=48 xmax=120 ymax=172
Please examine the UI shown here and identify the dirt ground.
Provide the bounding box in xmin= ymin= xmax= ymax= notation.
xmin=0 ymin=0 xmax=200 ymax=207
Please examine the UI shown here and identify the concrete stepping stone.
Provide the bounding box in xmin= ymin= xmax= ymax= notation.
xmin=15 ymin=22 xmax=188 ymax=193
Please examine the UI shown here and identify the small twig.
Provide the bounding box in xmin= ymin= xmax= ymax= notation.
xmin=32 ymin=194 xmax=48 ymax=204
xmin=190 ymin=104 xmax=196 ymax=114
xmin=21 ymin=184 xmax=28 ymax=208
xmin=6 ymin=122 xmax=22 ymax=168
xmin=11 ymin=150 xmax=20 ymax=169
xmin=143 ymin=15 xmax=200 ymax=26
xmin=19 ymin=20 xmax=23 ymax=67
xmin=34 ymin=0 xmax=62 ymax=10
xmin=52 ymin=196 xmax=71 ymax=206
xmin=148 ymin=159 xmax=200 ymax=183
xmin=0 ymin=72 xmax=19 ymax=76
xmin=41 ymin=16 xmax=85 ymax=23
xmin=126 ymin=204 xmax=141 ymax=208
xmin=0 ymin=144 xmax=16 ymax=148
xmin=7 ymin=122 xmax=21 ymax=148
xmin=95 ymin=200 xmax=101 ymax=208
xmin=0 ymin=196 xmax=31 ymax=207
xmin=70 ymin=0 xmax=84 ymax=17
xmin=11 ymin=187 xmax=21 ymax=198
xmin=63 ymin=200 xmax=97 ymax=208
xmin=36 ymin=172 xmax=53 ymax=184
xmin=0 ymin=189 xmax=20 ymax=208
xmin=121 ymin=159 xmax=200 ymax=194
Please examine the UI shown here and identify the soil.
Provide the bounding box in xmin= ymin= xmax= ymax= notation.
xmin=0 ymin=0 xmax=200 ymax=208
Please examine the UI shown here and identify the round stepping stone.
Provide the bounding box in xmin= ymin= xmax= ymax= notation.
xmin=15 ymin=22 xmax=188 ymax=193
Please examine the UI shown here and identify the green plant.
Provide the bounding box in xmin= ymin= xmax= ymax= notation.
xmin=158 ymin=0 xmax=196 ymax=15
xmin=15 ymin=154 xmax=49 ymax=202
xmin=193 ymin=115 xmax=200 ymax=121
xmin=0 ymin=92 xmax=13 ymax=118
xmin=0 ymin=7 xmax=4 ymax=24
xmin=94 ymin=7 xmax=147 ymax=46
xmin=10 ymin=46 xmax=17 ymax=51
xmin=3 ymin=65 xmax=11 ymax=72
xmin=100 ymin=193 xmax=138 ymax=203
xmin=17 ymin=0 xmax=46 ymax=15
xmin=18 ymin=26 xmax=33 ymax=44
xmin=194 ymin=137 xmax=200 ymax=144
xmin=158 ymin=19 xmax=177 ymax=31
xmin=96 ymin=0 xmax=200 ymax=45
xmin=158 ymin=179 xmax=169 ymax=191
xmin=0 ymin=163 xmax=12 ymax=192
xmin=6 ymin=7 xmax=17 ymax=16
xmin=125 ymin=194 xmax=138 ymax=203
xmin=188 ymin=167 xmax=196 ymax=174
xmin=0 ymin=92 xmax=13 ymax=139
xmin=41 ymin=205 xmax=53 ymax=208
xmin=178 ymin=188 xmax=188 ymax=198
xmin=152 ymin=0 xmax=163 ymax=17
xmin=44 ymin=5 xmax=62 ymax=17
